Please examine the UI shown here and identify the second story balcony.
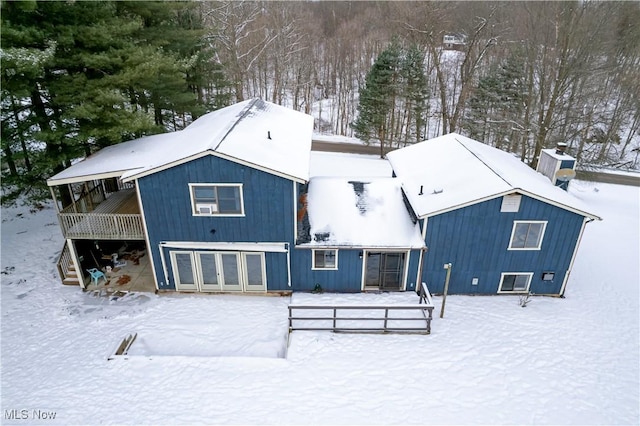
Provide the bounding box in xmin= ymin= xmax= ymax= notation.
xmin=55 ymin=182 xmax=144 ymax=240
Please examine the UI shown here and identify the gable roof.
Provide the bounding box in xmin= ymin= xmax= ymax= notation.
xmin=47 ymin=99 xmax=314 ymax=186
xmin=298 ymin=177 xmax=425 ymax=249
xmin=386 ymin=133 xmax=601 ymax=220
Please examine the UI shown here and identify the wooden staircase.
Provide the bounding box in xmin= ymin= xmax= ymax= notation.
xmin=57 ymin=242 xmax=83 ymax=287
xmin=62 ymin=262 xmax=81 ymax=286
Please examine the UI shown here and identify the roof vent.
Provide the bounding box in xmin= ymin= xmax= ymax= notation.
xmin=555 ymin=142 xmax=567 ymax=155
xmin=419 ymin=185 xmax=423 ymax=196
xmin=267 ymin=130 xmax=272 ymax=140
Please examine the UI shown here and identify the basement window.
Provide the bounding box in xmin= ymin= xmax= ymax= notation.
xmin=498 ymin=273 xmax=533 ymax=293
xmin=312 ymin=249 xmax=338 ymax=270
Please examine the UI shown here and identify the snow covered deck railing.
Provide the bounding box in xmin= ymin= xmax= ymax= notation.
xmin=58 ymin=213 xmax=144 ymax=240
xmin=288 ymin=298 xmax=434 ymax=334
xmin=419 ymin=282 xmax=434 ymax=307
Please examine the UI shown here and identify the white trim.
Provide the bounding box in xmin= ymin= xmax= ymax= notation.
xmin=122 ymin=150 xmax=308 ymax=184
xmin=188 ymin=183 xmax=245 ymax=217
xmin=497 ymin=272 xmax=534 ymax=293
xmin=293 ymin=182 xmax=299 ymax=243
xmin=169 ymin=250 xmax=198 ymax=291
xmin=67 ymin=239 xmax=85 ymax=290
xmin=560 ymin=217 xmax=591 ymax=296
xmin=418 ymin=188 xmax=601 ymax=221
xmin=159 ymin=241 xmax=287 ymax=253
xmin=421 ymin=217 xmax=428 ymax=240
xmin=311 ymin=249 xmax=339 ymax=270
xmin=295 ymin=244 xmax=422 ymax=250
xmin=286 ymin=243 xmax=291 ymax=287
xmin=194 ymin=251 xmax=222 ymax=292
xmin=402 ymin=249 xmax=410 ymax=291
xmin=159 ymin=244 xmax=169 ymax=286
xmin=360 ymin=249 xmax=368 ymax=291
xmin=361 ymin=250 xmax=409 ymax=291
xmin=241 ymin=252 xmax=268 ymax=292
xmin=415 ymin=248 xmax=424 ymax=291
xmin=47 ymin=169 xmax=140 ymax=187
xmin=135 ymin=179 xmax=159 ymax=291
xmin=508 ymin=220 xmax=547 ymax=251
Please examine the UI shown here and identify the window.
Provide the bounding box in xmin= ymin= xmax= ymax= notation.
xmin=312 ymin=249 xmax=338 ymax=270
xmin=189 ymin=184 xmax=244 ymax=216
xmin=499 ymin=273 xmax=533 ymax=293
xmin=508 ymin=221 xmax=546 ymax=250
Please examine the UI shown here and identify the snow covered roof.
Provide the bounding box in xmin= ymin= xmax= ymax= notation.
xmin=299 ymin=177 xmax=425 ymax=248
xmin=386 ymin=133 xmax=601 ymax=220
xmin=47 ymin=99 xmax=314 ymax=186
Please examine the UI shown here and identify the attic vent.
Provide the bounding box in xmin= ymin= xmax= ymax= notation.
xmin=501 ymin=195 xmax=522 ymax=213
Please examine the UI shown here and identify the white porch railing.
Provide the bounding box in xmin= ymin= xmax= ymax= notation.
xmin=58 ymin=213 xmax=144 ymax=240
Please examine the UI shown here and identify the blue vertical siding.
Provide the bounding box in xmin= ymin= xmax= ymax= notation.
xmin=291 ymin=248 xmax=422 ymax=293
xmin=421 ymin=195 xmax=584 ymax=295
xmin=291 ymin=249 xmax=364 ymax=292
xmin=138 ymin=154 xmax=295 ymax=290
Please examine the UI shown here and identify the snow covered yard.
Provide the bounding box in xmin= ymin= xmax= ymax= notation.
xmin=1 ymin=178 xmax=638 ymax=425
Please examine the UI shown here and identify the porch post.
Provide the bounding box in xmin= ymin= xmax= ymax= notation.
xmin=68 ymin=184 xmax=78 ymax=213
xmin=49 ymin=186 xmax=60 ymax=214
xmin=84 ymin=182 xmax=94 ymax=211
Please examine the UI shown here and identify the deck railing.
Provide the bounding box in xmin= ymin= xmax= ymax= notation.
xmin=56 ymin=241 xmax=73 ymax=282
xmin=288 ymin=285 xmax=435 ymax=334
xmin=58 ymin=213 xmax=144 ymax=240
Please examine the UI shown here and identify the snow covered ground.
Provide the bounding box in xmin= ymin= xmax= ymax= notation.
xmin=1 ymin=154 xmax=638 ymax=424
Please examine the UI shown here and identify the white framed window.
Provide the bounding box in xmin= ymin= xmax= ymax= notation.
xmin=508 ymin=221 xmax=547 ymax=250
xmin=498 ymin=272 xmax=533 ymax=293
xmin=312 ymin=249 xmax=338 ymax=270
xmin=189 ymin=183 xmax=244 ymax=216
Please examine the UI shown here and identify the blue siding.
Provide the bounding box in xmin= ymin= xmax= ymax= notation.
xmin=291 ymin=249 xmax=363 ymax=292
xmin=291 ymin=248 xmax=422 ymax=293
xmin=420 ymin=195 xmax=584 ymax=295
xmin=138 ymin=154 xmax=294 ymax=290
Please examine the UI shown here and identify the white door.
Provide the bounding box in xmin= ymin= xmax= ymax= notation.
xmin=219 ymin=252 xmax=242 ymax=292
xmin=195 ymin=252 xmax=221 ymax=292
xmin=170 ymin=251 xmax=198 ymax=291
xmin=242 ymin=252 xmax=267 ymax=292
xmin=171 ymin=250 xmax=266 ymax=292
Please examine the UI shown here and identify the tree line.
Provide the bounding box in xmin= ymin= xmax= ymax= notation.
xmin=2 ymin=1 xmax=639 ymax=204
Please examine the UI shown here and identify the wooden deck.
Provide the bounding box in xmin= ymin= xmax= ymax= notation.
xmin=58 ymin=189 xmax=144 ymax=240
xmin=92 ymin=189 xmax=140 ymax=214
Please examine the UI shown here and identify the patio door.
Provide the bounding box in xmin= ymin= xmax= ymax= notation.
xmin=171 ymin=252 xmax=198 ymax=291
xmin=171 ymin=250 xmax=265 ymax=292
xmin=364 ymin=252 xmax=406 ymax=291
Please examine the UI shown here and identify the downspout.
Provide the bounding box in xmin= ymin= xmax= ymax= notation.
xmin=559 ymin=217 xmax=593 ymax=297
xmin=286 ymin=243 xmax=291 ymax=287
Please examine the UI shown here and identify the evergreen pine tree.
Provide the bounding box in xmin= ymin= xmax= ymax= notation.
xmin=1 ymin=1 xmax=229 ymax=205
xmin=352 ymin=41 xmax=402 ymax=158
xmin=401 ymin=44 xmax=429 ymax=144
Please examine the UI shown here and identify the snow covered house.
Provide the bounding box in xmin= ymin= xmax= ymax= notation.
xmin=47 ymin=99 xmax=313 ymax=293
xmin=386 ymin=134 xmax=601 ymax=296
xmin=47 ymin=99 xmax=599 ymax=296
